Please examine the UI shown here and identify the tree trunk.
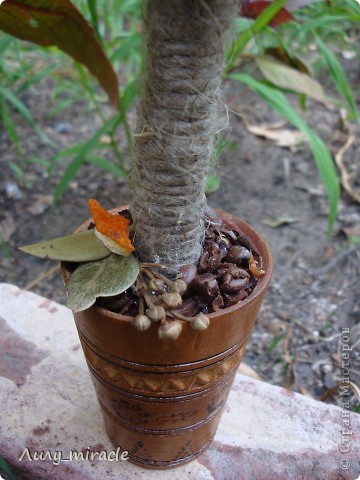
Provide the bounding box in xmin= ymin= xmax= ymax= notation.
xmin=131 ymin=0 xmax=237 ymax=270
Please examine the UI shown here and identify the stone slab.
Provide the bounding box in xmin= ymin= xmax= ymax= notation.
xmin=0 ymin=283 xmax=359 ymax=480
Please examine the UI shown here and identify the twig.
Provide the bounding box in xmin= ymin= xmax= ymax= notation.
xmin=23 ymin=264 xmax=60 ymax=291
xmin=310 ymin=243 xmax=360 ymax=276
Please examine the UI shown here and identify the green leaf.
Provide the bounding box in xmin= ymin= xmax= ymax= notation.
xmin=0 ymin=454 xmax=18 ymax=480
xmin=48 ymin=142 xmax=85 ymax=175
xmin=86 ymin=0 xmax=101 ymax=42
xmin=255 ymin=55 xmax=325 ymax=103
xmin=19 ymin=230 xmax=111 ymax=261
xmin=0 ymin=0 xmax=118 ymax=106
xmin=315 ymin=36 xmax=359 ymax=122
xmin=65 ymin=254 xmax=139 ymax=312
xmin=120 ymin=79 xmax=140 ymax=115
xmin=0 ymin=97 xmax=20 ymax=151
xmin=0 ymin=84 xmax=36 ymax=128
xmin=110 ymin=32 xmax=142 ymax=63
xmin=226 ymin=0 xmax=287 ymax=70
xmin=206 ymin=175 xmax=221 ymax=194
xmin=0 ymin=34 xmax=13 ymax=54
xmin=230 ymin=73 xmax=340 ymax=233
xmin=53 ymin=113 xmax=122 ymax=203
xmin=87 ymin=156 xmax=126 ymax=177
xmin=290 ymin=15 xmax=351 ymax=40
xmin=16 ymin=62 xmax=58 ymax=94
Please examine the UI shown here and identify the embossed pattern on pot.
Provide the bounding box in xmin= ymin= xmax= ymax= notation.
xmin=79 ymin=333 xmax=249 ymax=395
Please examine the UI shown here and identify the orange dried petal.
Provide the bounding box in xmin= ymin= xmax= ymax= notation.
xmin=88 ymin=199 xmax=134 ymax=252
xmin=249 ymin=255 xmax=265 ymax=278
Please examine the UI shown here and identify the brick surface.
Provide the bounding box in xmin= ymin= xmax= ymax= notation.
xmin=0 ymin=283 xmax=359 ymax=480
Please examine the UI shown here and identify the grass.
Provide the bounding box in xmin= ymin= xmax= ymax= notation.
xmin=0 ymin=455 xmax=20 ymax=480
xmin=257 ymin=333 xmax=285 ymax=368
xmin=0 ymin=0 xmax=359 ymax=228
xmin=230 ymin=73 xmax=341 ymax=233
xmin=226 ymin=0 xmax=359 ymax=231
xmin=0 ymin=0 xmax=142 ymax=189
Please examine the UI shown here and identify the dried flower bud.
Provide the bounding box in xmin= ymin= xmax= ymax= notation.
xmin=132 ymin=315 xmax=151 ymax=331
xmin=191 ymin=313 xmax=210 ymax=331
xmin=148 ymin=278 xmax=165 ymax=291
xmin=169 ymin=279 xmax=187 ymax=295
xmin=146 ymin=306 xmax=165 ymax=322
xmin=158 ymin=320 xmax=183 ymax=340
xmin=161 ymin=292 xmax=182 ymax=308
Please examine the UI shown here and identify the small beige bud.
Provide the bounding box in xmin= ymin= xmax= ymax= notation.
xmin=191 ymin=313 xmax=210 ymax=331
xmin=148 ymin=278 xmax=165 ymax=291
xmin=146 ymin=306 xmax=165 ymax=322
xmin=161 ymin=292 xmax=182 ymax=308
xmin=268 ymin=319 xmax=287 ymax=336
xmin=132 ymin=315 xmax=151 ymax=331
xmin=158 ymin=320 xmax=183 ymax=340
xmin=169 ymin=279 xmax=187 ymax=295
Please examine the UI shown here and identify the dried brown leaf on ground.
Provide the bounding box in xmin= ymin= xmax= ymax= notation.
xmin=0 ymin=213 xmax=16 ymax=242
xmin=321 ymin=381 xmax=360 ymax=403
xmin=342 ymin=226 xmax=360 ymax=240
xmin=245 ymin=121 xmax=306 ymax=149
xmin=335 ymin=135 xmax=360 ymax=203
xmin=238 ymin=362 xmax=262 ymax=381
xmin=279 ymin=325 xmax=296 ymax=390
xmin=262 ymin=216 xmax=300 ymax=228
xmin=27 ymin=195 xmax=53 ymax=216
xmin=283 ymin=364 xmax=296 ymax=390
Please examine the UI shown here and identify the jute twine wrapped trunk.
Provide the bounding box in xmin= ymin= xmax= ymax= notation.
xmin=131 ymin=0 xmax=237 ymax=270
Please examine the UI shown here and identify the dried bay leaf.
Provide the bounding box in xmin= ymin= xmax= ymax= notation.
xmin=65 ymin=254 xmax=139 ymax=312
xmin=19 ymin=230 xmax=111 ymax=261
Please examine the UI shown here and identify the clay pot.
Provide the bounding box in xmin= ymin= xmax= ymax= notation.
xmin=61 ymin=208 xmax=273 ymax=469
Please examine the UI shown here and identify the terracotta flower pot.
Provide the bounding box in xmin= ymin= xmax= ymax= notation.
xmin=61 ymin=208 xmax=273 ymax=469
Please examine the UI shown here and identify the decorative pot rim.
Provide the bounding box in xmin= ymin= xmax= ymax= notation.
xmin=62 ymin=206 xmax=273 ymax=323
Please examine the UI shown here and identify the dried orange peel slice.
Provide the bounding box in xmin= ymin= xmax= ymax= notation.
xmin=88 ymin=199 xmax=135 ymax=257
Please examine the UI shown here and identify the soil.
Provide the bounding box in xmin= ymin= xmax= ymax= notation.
xmin=1 ymin=61 xmax=359 ymax=411
xmin=95 ymin=212 xmax=263 ymax=317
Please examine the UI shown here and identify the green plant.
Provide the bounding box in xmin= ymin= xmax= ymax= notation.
xmin=257 ymin=332 xmax=285 ymax=368
xmin=0 ymin=454 xmax=20 ymax=480
xmin=0 ymin=34 xmax=55 ymax=162
xmin=225 ymin=0 xmax=359 ymax=231
xmin=1 ymin=1 xmax=358 ymax=325
xmin=47 ymin=0 xmax=142 ymax=196
xmin=0 ymin=0 xmax=142 ymax=188
xmin=1 ymin=0 xmax=358 ymax=230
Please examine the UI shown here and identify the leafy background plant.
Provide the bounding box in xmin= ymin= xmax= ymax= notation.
xmin=227 ymin=0 xmax=359 ymax=231
xmin=0 ymin=0 xmax=359 ymax=231
xmin=0 ymin=0 xmax=141 ymax=192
